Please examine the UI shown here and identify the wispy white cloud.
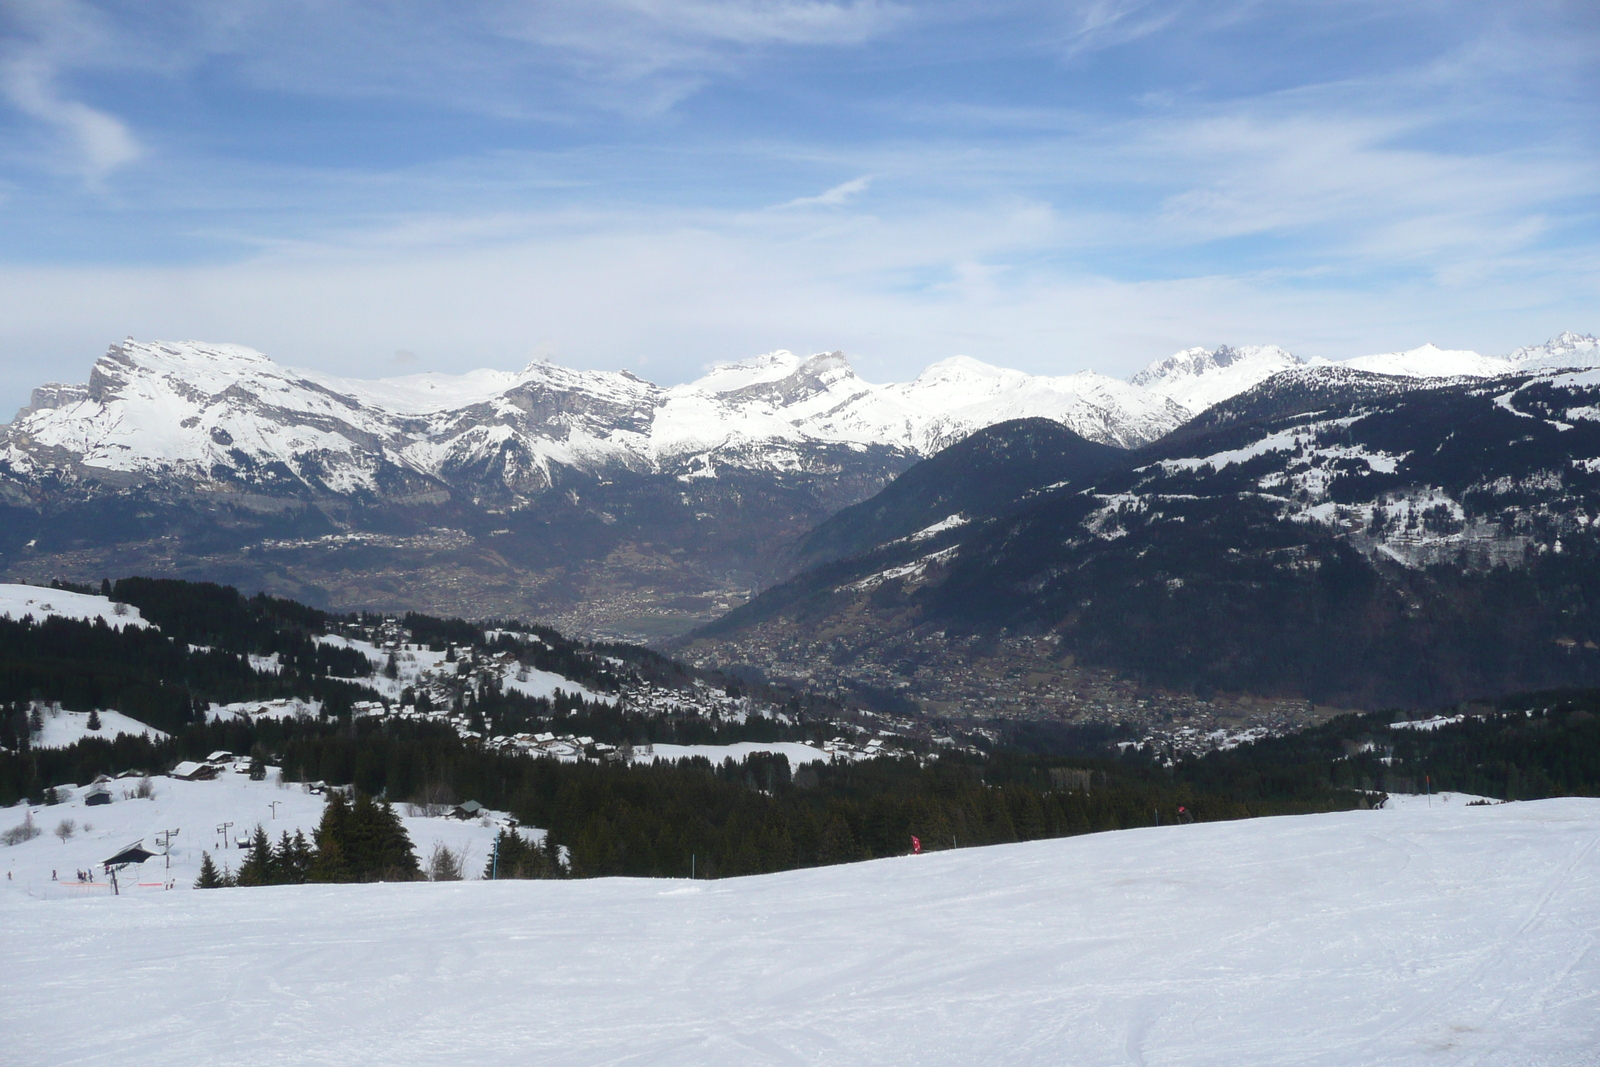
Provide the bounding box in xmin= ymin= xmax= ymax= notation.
xmin=0 ymin=56 xmax=141 ymax=178
xmin=777 ymin=174 xmax=872 ymax=208
xmin=0 ymin=0 xmax=1594 ymax=415
xmin=0 ymin=0 xmax=142 ymax=180
xmin=1059 ymin=0 xmax=1190 ymax=54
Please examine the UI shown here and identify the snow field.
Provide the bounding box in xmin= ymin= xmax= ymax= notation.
xmin=0 ymin=583 xmax=150 ymax=630
xmin=28 ymin=705 xmax=169 ymax=748
xmin=2 ymin=798 xmax=1596 ymax=1066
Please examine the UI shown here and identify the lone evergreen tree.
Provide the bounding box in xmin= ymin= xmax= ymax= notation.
xmin=195 ymin=851 xmax=224 ymax=889
xmin=309 ymin=791 xmax=354 ymax=883
xmin=235 ymin=825 xmax=275 ymax=886
xmin=86 ymin=709 xmax=101 ymax=731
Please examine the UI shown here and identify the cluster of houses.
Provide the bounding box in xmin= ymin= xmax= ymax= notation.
xmin=319 ymin=616 xmax=938 ymax=766
xmin=206 ymin=698 xmax=317 ymax=724
xmin=488 ymin=733 xmax=620 ymax=760
xmin=1118 ymin=724 xmax=1278 ymax=764
xmin=169 ymin=751 xmax=253 ymax=782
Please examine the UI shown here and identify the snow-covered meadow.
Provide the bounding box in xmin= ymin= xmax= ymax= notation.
xmin=0 ymin=583 xmax=149 ymax=629
xmin=28 ymin=705 xmax=168 ymax=749
xmin=3 ymin=795 xmax=1595 ymax=1066
xmin=0 ymin=771 xmax=517 ymax=897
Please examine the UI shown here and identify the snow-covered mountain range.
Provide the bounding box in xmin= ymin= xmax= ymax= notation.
xmin=0 ymin=332 xmax=1593 ymax=631
xmin=0 ymin=341 xmax=1184 ymax=501
xmin=7 ymin=334 xmax=1595 ymax=503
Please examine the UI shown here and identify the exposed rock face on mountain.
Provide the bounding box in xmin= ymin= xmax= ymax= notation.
xmin=688 ymin=351 xmax=1600 ymax=712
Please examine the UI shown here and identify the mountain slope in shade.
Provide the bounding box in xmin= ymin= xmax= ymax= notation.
xmin=695 ymin=361 xmax=1600 ymax=709
xmin=790 ymin=418 xmax=1125 ymax=570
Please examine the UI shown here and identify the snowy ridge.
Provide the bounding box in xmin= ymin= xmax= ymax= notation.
xmin=3 ymin=334 xmax=1594 ymax=505
xmin=1130 ymin=344 xmax=1307 ymax=415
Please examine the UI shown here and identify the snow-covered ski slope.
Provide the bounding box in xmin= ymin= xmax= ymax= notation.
xmin=3 ymin=796 xmax=1596 ymax=1066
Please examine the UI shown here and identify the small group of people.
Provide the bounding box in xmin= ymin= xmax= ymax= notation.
xmin=49 ymin=868 xmax=98 ymax=882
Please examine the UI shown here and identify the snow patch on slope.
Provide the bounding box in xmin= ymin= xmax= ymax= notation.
xmin=30 ymin=706 xmax=168 ymax=747
xmin=0 ymin=584 xmax=150 ymax=630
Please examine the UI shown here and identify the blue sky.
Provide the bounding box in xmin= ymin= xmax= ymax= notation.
xmin=1 ymin=1 xmax=1596 ymax=412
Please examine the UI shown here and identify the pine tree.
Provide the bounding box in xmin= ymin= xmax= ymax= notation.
xmin=483 ymin=828 xmax=554 ymax=879
xmin=235 ymin=825 xmax=275 ymax=886
xmin=195 ymin=851 xmax=224 ymax=889
xmin=86 ymin=709 xmax=101 ymax=731
xmin=817 ymin=814 xmax=861 ymax=866
xmin=273 ymin=831 xmax=301 ymax=885
xmin=308 ymin=791 xmax=354 ymax=883
xmin=289 ymin=830 xmax=314 ymax=882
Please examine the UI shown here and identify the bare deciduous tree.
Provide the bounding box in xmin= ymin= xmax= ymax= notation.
xmin=426 ymin=841 xmax=465 ymax=881
xmin=2 ymin=810 xmax=41 ymax=846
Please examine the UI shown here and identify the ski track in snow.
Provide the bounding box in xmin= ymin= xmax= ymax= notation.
xmin=2 ymin=797 xmax=1598 ymax=1066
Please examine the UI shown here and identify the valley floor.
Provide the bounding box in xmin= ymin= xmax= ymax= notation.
xmin=3 ymin=796 xmax=1597 ymax=1065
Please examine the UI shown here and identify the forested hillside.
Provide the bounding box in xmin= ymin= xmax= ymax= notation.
xmin=698 ymin=365 xmax=1600 ymax=711
xmin=6 ymin=577 xmax=1599 ymax=884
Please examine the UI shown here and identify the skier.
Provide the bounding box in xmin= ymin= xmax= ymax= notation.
xmin=1176 ymin=806 xmax=1194 ymax=825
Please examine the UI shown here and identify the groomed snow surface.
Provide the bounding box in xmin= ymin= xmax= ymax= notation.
xmin=3 ymin=794 xmax=1597 ymax=1066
